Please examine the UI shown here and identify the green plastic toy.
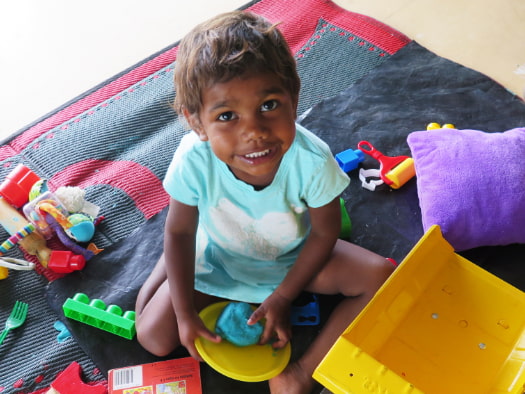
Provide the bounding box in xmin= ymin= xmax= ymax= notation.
xmin=62 ymin=293 xmax=136 ymax=339
xmin=339 ymin=198 xmax=352 ymax=240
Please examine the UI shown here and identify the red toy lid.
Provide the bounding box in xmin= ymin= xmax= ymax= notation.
xmin=0 ymin=164 xmax=41 ymax=208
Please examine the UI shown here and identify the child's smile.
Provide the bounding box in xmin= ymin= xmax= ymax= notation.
xmin=189 ymin=72 xmax=298 ymax=188
xmin=239 ymin=146 xmax=279 ymax=165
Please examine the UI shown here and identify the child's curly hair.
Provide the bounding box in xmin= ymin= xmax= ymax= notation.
xmin=174 ymin=11 xmax=300 ymax=117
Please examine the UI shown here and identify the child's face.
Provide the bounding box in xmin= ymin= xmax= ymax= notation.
xmin=187 ymin=72 xmax=298 ymax=188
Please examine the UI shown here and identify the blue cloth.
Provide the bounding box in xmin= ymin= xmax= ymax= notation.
xmin=163 ymin=124 xmax=349 ymax=302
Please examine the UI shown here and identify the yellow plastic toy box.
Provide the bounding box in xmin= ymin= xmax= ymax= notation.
xmin=313 ymin=225 xmax=525 ymax=394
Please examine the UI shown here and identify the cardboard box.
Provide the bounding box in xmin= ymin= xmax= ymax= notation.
xmin=108 ymin=357 xmax=201 ymax=394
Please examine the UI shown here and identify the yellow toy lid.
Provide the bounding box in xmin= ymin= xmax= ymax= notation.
xmin=195 ymin=301 xmax=291 ymax=382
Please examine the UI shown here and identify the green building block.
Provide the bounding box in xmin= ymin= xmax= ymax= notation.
xmin=339 ymin=198 xmax=352 ymax=240
xmin=62 ymin=292 xmax=136 ymax=339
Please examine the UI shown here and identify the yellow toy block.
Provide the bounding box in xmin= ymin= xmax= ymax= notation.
xmin=314 ymin=225 xmax=525 ymax=394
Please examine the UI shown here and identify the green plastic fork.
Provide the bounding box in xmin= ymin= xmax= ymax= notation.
xmin=0 ymin=301 xmax=28 ymax=345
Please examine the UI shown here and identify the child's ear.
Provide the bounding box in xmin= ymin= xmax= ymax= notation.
xmin=183 ymin=107 xmax=208 ymax=141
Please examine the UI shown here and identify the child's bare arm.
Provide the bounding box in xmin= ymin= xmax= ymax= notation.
xmin=249 ymin=197 xmax=342 ymax=347
xmin=164 ymin=198 xmax=221 ymax=359
xmin=276 ymin=197 xmax=342 ymax=300
xmin=164 ymin=199 xmax=198 ymax=315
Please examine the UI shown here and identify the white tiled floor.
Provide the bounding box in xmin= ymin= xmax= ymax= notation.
xmin=0 ymin=0 xmax=246 ymax=139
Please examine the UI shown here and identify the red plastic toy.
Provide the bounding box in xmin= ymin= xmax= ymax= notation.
xmin=0 ymin=164 xmax=41 ymax=208
xmin=48 ymin=251 xmax=86 ymax=274
xmin=357 ymin=141 xmax=415 ymax=189
xmin=49 ymin=361 xmax=107 ymax=394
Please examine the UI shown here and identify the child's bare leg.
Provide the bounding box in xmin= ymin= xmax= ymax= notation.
xmin=269 ymin=240 xmax=396 ymax=394
xmin=135 ymin=254 xmax=219 ymax=357
xmin=136 ymin=253 xmax=170 ymax=315
xmin=135 ymin=254 xmax=180 ymax=356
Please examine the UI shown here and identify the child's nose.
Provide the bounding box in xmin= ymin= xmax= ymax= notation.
xmin=243 ymin=117 xmax=268 ymax=140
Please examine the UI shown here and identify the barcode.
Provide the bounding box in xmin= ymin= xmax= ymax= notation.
xmin=112 ymin=365 xmax=143 ymax=390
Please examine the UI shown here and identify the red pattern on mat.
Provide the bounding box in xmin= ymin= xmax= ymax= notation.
xmin=0 ymin=0 xmax=409 ymax=162
xmin=48 ymin=159 xmax=170 ymax=219
xmin=249 ymin=0 xmax=409 ymax=55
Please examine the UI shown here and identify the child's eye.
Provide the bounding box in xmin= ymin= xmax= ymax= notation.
xmin=261 ymin=100 xmax=278 ymax=112
xmin=217 ymin=111 xmax=235 ymax=121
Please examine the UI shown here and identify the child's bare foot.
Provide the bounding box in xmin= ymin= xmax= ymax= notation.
xmin=269 ymin=361 xmax=314 ymax=394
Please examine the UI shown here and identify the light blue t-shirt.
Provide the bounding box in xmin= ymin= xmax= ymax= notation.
xmin=163 ymin=124 xmax=349 ymax=303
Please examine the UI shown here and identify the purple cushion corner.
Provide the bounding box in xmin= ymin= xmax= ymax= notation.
xmin=407 ymin=127 xmax=525 ymax=251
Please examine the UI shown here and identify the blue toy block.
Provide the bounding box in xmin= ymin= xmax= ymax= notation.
xmin=335 ymin=149 xmax=365 ymax=172
xmin=291 ymin=293 xmax=320 ymax=326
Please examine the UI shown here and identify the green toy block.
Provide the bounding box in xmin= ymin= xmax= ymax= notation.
xmin=62 ymin=292 xmax=136 ymax=339
xmin=339 ymin=198 xmax=352 ymax=240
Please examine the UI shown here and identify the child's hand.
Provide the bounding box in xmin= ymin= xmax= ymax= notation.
xmin=177 ymin=311 xmax=221 ymax=361
xmin=248 ymin=291 xmax=292 ymax=349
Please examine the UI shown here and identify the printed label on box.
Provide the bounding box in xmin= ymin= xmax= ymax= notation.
xmin=108 ymin=357 xmax=201 ymax=394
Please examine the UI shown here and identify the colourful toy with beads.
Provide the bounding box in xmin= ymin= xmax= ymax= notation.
xmin=0 ymin=164 xmax=52 ymax=267
xmin=0 ymin=224 xmax=36 ymax=255
xmin=24 ymin=191 xmax=96 ymax=243
xmin=0 ymin=164 xmax=102 ymax=278
xmin=62 ymin=293 xmax=136 ymax=339
xmin=23 ymin=191 xmax=70 ymax=239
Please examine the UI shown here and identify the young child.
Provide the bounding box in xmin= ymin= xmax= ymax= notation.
xmin=135 ymin=10 xmax=395 ymax=394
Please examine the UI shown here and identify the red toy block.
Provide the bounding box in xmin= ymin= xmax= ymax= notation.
xmin=48 ymin=251 xmax=86 ymax=273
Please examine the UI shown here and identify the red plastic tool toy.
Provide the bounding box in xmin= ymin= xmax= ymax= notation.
xmin=357 ymin=141 xmax=415 ymax=190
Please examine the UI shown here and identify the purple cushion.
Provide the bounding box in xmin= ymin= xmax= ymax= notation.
xmin=407 ymin=127 xmax=525 ymax=251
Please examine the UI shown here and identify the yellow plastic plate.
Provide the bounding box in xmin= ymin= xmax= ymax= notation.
xmin=195 ymin=301 xmax=291 ymax=382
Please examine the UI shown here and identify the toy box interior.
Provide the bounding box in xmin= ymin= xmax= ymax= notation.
xmin=1 ymin=0 xmax=524 ymax=393
xmin=314 ymin=225 xmax=525 ymax=394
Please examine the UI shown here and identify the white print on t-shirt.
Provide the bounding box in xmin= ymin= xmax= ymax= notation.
xmin=208 ymin=197 xmax=300 ymax=260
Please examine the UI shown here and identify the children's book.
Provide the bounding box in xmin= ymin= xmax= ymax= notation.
xmin=108 ymin=357 xmax=202 ymax=394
